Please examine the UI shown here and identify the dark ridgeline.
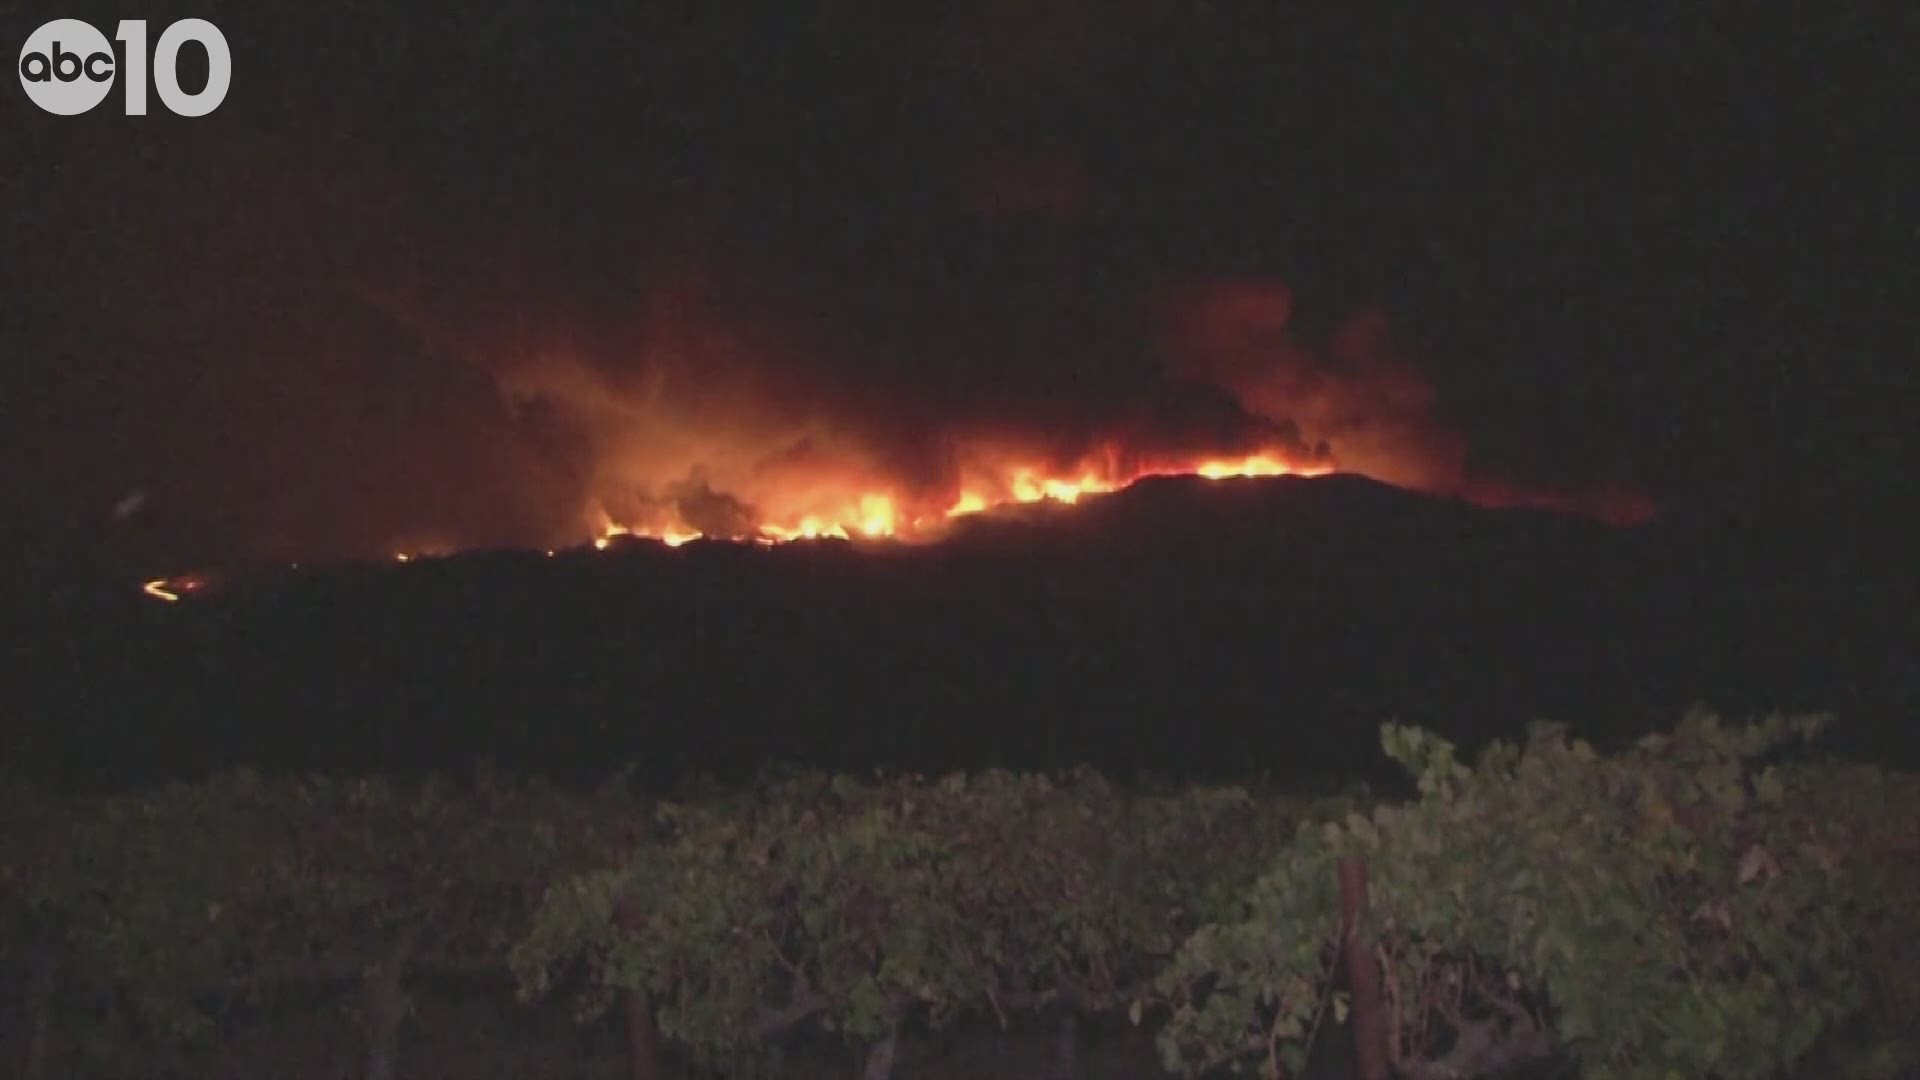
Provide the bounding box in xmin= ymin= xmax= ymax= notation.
xmin=12 ymin=474 xmax=1914 ymax=794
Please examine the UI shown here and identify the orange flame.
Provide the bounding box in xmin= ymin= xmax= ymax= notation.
xmin=141 ymin=574 xmax=214 ymax=602
xmin=581 ymin=444 xmax=1336 ymax=551
xmin=135 ymin=276 xmax=1654 ymax=598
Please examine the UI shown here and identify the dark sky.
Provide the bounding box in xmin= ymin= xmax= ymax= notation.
xmin=4 ymin=4 xmax=1913 ymax=571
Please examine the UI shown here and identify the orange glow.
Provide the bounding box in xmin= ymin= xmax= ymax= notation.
xmin=1008 ymin=468 xmax=1114 ymax=505
xmin=759 ymin=516 xmax=851 ymax=542
xmin=132 ymin=286 xmax=1656 ymax=588
xmin=329 ymin=286 xmax=1645 ymax=569
xmin=949 ymin=491 xmax=989 ymax=516
xmin=136 ymin=434 xmax=1644 ymax=594
xmin=1190 ymin=454 xmax=1303 ymax=479
xmin=141 ymin=574 xmax=212 ymax=602
xmin=576 ymin=442 xmax=1339 ymax=552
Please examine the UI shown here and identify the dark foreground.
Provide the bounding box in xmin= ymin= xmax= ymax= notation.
xmin=4 ymin=712 xmax=1912 ymax=1080
xmin=15 ymin=999 xmax=1179 ymax=1080
xmin=10 ymin=474 xmax=1914 ymax=793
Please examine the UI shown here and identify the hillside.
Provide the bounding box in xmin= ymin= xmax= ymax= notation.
xmin=12 ymin=474 xmax=1911 ymax=790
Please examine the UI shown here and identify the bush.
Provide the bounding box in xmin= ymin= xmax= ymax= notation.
xmin=7 ymin=708 xmax=1913 ymax=1079
xmin=509 ymin=768 xmax=1309 ymax=1076
xmin=1156 ymin=709 xmax=1920 ymax=1079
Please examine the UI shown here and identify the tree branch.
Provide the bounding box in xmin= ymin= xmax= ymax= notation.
xmin=1395 ymin=1015 xmax=1555 ymax=1080
xmin=753 ymin=986 xmax=830 ymax=1037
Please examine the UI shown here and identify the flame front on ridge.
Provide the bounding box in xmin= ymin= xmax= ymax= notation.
xmin=586 ymin=446 xmax=1337 ymax=551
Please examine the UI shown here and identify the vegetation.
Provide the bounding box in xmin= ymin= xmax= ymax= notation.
xmin=1157 ymin=711 xmax=1920 ymax=1079
xmin=3 ymin=710 xmax=1914 ymax=1079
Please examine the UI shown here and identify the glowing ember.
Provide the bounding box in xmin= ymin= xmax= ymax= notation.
xmin=1009 ymin=469 xmax=1111 ymax=505
xmin=1190 ymin=454 xmax=1298 ymax=480
xmin=582 ymin=445 xmax=1337 ymax=552
xmin=141 ymin=574 xmax=213 ymax=602
xmin=129 ymin=281 xmax=1656 ymax=605
xmin=133 ymin=432 xmax=1639 ymax=605
xmin=857 ymin=494 xmax=897 ymax=537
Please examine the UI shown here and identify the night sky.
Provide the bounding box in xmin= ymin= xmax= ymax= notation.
xmin=4 ymin=5 xmax=1913 ymax=575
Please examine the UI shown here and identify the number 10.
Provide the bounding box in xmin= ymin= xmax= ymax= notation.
xmin=115 ymin=19 xmax=231 ymax=117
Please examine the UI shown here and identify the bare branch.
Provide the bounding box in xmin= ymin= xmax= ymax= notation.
xmin=753 ymin=986 xmax=829 ymax=1038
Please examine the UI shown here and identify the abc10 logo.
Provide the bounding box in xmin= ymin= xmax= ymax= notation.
xmin=18 ymin=18 xmax=229 ymax=116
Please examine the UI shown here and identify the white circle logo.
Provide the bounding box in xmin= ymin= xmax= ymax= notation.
xmin=18 ymin=18 xmax=115 ymax=115
xmin=18 ymin=18 xmax=230 ymax=116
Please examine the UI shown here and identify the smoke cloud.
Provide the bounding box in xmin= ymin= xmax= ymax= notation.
xmin=400 ymin=266 xmax=1625 ymax=553
xmin=1155 ymin=280 xmax=1471 ymax=495
xmin=13 ymin=133 xmax=1647 ymax=575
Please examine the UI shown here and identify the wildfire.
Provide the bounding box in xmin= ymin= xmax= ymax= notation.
xmin=131 ymin=439 xmax=1648 ymax=604
xmin=141 ymin=573 xmax=215 ymax=602
xmin=1190 ymin=454 xmax=1298 ymax=480
xmin=129 ymin=276 xmax=1660 ymax=606
xmin=583 ymin=446 xmax=1337 ymax=551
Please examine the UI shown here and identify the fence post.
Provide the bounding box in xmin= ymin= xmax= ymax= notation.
xmin=1337 ymin=856 xmax=1389 ymax=1080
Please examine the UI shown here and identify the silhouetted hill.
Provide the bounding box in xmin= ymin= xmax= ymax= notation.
xmin=10 ymin=475 xmax=1913 ymax=793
